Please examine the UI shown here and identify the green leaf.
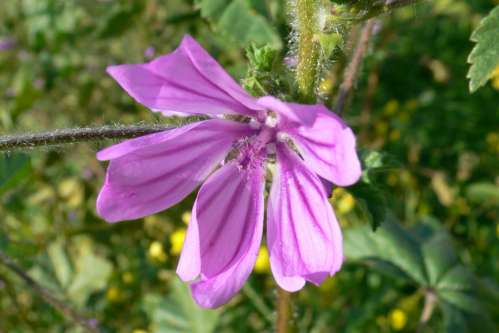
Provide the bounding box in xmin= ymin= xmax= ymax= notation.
xmin=466 ymin=183 xmax=499 ymax=203
xmin=47 ymin=241 xmax=73 ymax=290
xmin=345 ymin=149 xmax=400 ymax=231
xmin=440 ymin=299 xmax=498 ymax=333
xmin=438 ymin=265 xmax=476 ymax=293
xmin=467 ymin=5 xmax=499 ymax=92
xmin=194 ymin=0 xmax=281 ymax=48
xmin=0 ymin=154 xmax=30 ymax=194
xmin=357 ymin=148 xmax=401 ymax=172
xmin=143 ymin=276 xmax=219 ymax=333
xmin=421 ymin=230 xmax=457 ymax=286
xmin=246 ymin=43 xmax=278 ymax=72
xmin=343 ymin=214 xmax=428 ymax=285
xmin=345 ymin=182 xmax=387 ymax=232
xmin=66 ymin=253 xmax=112 ymax=308
xmin=314 ymin=33 xmax=343 ymax=58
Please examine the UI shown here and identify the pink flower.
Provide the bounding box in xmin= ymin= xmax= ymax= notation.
xmin=97 ymin=35 xmax=362 ymax=308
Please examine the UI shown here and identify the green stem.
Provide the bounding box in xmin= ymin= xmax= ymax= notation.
xmin=275 ymin=287 xmax=292 ymax=333
xmin=0 ymin=124 xmax=175 ymax=153
xmin=347 ymin=0 xmax=426 ymax=26
xmin=0 ymin=249 xmax=101 ymax=333
xmin=295 ymin=0 xmax=321 ymax=104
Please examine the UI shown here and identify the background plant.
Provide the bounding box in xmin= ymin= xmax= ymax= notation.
xmin=1 ymin=0 xmax=499 ymax=332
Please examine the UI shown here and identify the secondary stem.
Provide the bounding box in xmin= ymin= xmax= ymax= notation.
xmin=348 ymin=0 xmax=426 ymax=26
xmin=275 ymin=287 xmax=292 ymax=333
xmin=0 ymin=249 xmax=101 ymax=333
xmin=295 ymin=0 xmax=321 ymax=104
xmin=415 ymin=289 xmax=438 ymax=333
xmin=333 ymin=19 xmax=376 ymax=116
xmin=0 ymin=124 xmax=175 ymax=153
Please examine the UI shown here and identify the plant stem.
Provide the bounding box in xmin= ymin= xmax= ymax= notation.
xmin=0 ymin=249 xmax=101 ymax=333
xmin=242 ymin=283 xmax=275 ymax=325
xmin=295 ymin=0 xmax=321 ymax=104
xmin=333 ymin=19 xmax=376 ymax=116
xmin=0 ymin=124 xmax=175 ymax=153
xmin=415 ymin=289 xmax=438 ymax=333
xmin=275 ymin=287 xmax=292 ymax=333
xmin=348 ymin=0 xmax=426 ymax=26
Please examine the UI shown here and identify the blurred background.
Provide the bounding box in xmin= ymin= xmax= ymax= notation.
xmin=1 ymin=0 xmax=499 ymax=332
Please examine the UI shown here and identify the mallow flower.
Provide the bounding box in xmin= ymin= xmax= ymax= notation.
xmin=97 ymin=35 xmax=362 ymax=308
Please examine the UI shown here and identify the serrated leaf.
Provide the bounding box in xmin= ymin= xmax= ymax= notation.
xmin=314 ymin=33 xmax=343 ymax=58
xmin=345 ymin=149 xmax=400 ymax=231
xmin=66 ymin=253 xmax=112 ymax=308
xmin=345 ymin=182 xmax=387 ymax=231
xmin=195 ymin=0 xmax=281 ymax=48
xmin=143 ymin=276 xmax=219 ymax=333
xmin=0 ymin=154 xmax=30 ymax=194
xmin=343 ymin=215 xmax=428 ymax=285
xmin=47 ymin=241 xmax=73 ymax=290
xmin=467 ymin=5 xmax=499 ymax=92
xmin=357 ymin=148 xmax=401 ymax=172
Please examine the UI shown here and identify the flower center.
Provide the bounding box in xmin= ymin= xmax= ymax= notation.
xmin=232 ymin=137 xmax=266 ymax=172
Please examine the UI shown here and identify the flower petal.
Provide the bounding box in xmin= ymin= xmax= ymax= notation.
xmin=97 ymin=119 xmax=254 ymax=222
xmin=267 ymin=143 xmax=343 ymax=290
xmin=286 ymin=110 xmax=362 ymax=186
xmin=107 ymin=35 xmax=261 ymax=117
xmin=257 ymin=96 xmax=318 ymax=127
xmin=177 ymin=162 xmax=266 ymax=308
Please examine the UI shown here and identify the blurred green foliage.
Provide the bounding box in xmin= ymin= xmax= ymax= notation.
xmin=1 ymin=0 xmax=499 ymax=333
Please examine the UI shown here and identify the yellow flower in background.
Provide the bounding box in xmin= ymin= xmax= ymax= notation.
xmin=496 ymin=224 xmax=499 ymax=239
xmin=331 ymin=188 xmax=356 ymax=214
xmin=170 ymin=229 xmax=187 ymax=255
xmin=254 ymin=247 xmax=270 ymax=273
xmin=389 ymin=308 xmax=408 ymax=331
xmin=389 ymin=129 xmax=401 ymax=142
xmin=132 ymin=330 xmax=148 ymax=333
xmin=122 ymin=272 xmax=134 ymax=284
xmin=486 ymin=132 xmax=499 ymax=144
xmin=106 ymin=286 xmax=121 ymax=303
xmin=149 ymin=241 xmax=168 ymax=262
xmin=181 ymin=211 xmax=191 ymax=224
xmin=490 ymin=65 xmax=499 ymax=90
xmin=383 ymin=99 xmax=399 ymax=116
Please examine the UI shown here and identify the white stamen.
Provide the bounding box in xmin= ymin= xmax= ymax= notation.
xmin=249 ymin=118 xmax=262 ymax=130
xmin=265 ymin=116 xmax=277 ymax=128
xmin=266 ymin=143 xmax=276 ymax=155
xmin=276 ymin=132 xmax=288 ymax=142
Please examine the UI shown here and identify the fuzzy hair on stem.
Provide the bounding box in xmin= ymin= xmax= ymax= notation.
xmin=0 ymin=124 xmax=177 ymax=153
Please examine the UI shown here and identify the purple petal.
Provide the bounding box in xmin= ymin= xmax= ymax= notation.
xmin=267 ymin=143 xmax=343 ymax=290
xmin=286 ymin=110 xmax=362 ymax=186
xmin=177 ymin=162 xmax=265 ymax=308
xmin=319 ymin=176 xmax=333 ymax=198
xmin=257 ymin=96 xmax=318 ymax=127
xmin=107 ymin=35 xmax=261 ymax=117
xmin=97 ymin=119 xmax=254 ymax=222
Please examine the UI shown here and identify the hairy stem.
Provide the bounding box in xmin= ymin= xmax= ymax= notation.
xmin=415 ymin=289 xmax=438 ymax=333
xmin=275 ymin=287 xmax=293 ymax=333
xmin=295 ymin=0 xmax=321 ymax=104
xmin=0 ymin=124 xmax=175 ymax=153
xmin=333 ymin=19 xmax=376 ymax=116
xmin=348 ymin=0 xmax=426 ymax=26
xmin=0 ymin=249 xmax=101 ymax=333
